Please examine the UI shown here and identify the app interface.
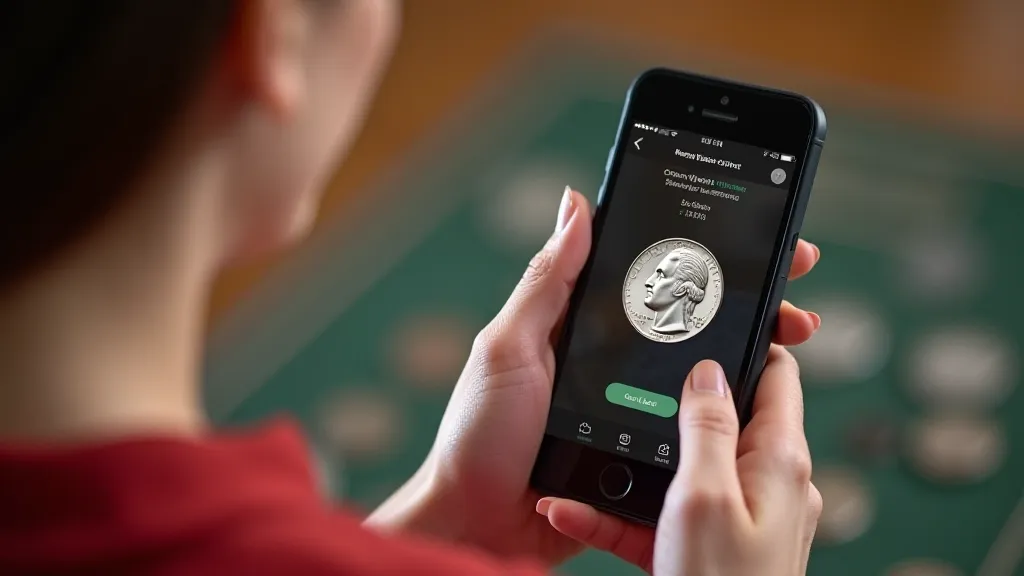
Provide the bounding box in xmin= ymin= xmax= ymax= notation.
xmin=548 ymin=125 xmax=800 ymax=470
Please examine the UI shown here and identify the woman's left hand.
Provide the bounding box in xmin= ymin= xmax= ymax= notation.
xmin=366 ymin=186 xmax=822 ymax=565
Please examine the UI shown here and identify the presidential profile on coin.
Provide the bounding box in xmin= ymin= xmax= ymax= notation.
xmin=622 ymin=238 xmax=723 ymax=343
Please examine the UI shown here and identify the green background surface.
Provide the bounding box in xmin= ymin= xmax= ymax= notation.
xmin=205 ymin=44 xmax=1024 ymax=575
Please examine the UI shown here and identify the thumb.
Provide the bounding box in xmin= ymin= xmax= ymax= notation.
xmin=662 ymin=360 xmax=745 ymax=525
xmin=539 ymin=497 xmax=655 ymax=571
xmin=497 ymin=187 xmax=591 ymax=342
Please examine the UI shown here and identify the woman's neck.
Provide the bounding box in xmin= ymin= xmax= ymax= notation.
xmin=0 ymin=177 xmax=222 ymax=445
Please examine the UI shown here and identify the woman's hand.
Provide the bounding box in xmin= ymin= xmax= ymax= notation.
xmin=542 ymin=351 xmax=820 ymax=574
xmin=366 ymin=187 xmax=822 ymax=567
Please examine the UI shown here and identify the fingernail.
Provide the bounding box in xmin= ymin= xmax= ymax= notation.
xmin=690 ymin=360 xmax=727 ymax=396
xmin=809 ymin=312 xmax=821 ymax=330
xmin=536 ymin=497 xmax=554 ymax=516
xmin=811 ymin=243 xmax=821 ymax=262
xmin=555 ymin=186 xmax=575 ymax=234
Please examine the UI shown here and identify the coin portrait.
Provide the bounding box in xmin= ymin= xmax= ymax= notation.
xmin=621 ymin=238 xmax=724 ymax=343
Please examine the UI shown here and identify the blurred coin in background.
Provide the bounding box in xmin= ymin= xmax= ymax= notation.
xmin=813 ymin=466 xmax=875 ymax=545
xmin=906 ymin=327 xmax=1016 ymax=411
xmin=906 ymin=414 xmax=1006 ymax=484
xmin=318 ymin=388 xmax=403 ymax=461
xmin=792 ymin=296 xmax=891 ymax=386
xmin=481 ymin=161 xmax=590 ymax=250
xmin=897 ymin=231 xmax=984 ymax=303
xmin=391 ymin=313 xmax=475 ymax=390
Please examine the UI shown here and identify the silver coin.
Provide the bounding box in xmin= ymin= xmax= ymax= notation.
xmin=622 ymin=238 xmax=723 ymax=343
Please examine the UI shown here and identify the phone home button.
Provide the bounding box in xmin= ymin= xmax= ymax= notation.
xmin=598 ymin=463 xmax=633 ymax=501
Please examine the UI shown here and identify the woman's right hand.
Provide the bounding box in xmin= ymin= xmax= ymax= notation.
xmin=540 ymin=347 xmax=820 ymax=575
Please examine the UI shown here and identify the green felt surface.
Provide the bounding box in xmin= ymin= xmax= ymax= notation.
xmin=206 ymin=43 xmax=1024 ymax=575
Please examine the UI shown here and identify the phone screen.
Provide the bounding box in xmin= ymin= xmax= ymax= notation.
xmin=546 ymin=125 xmax=802 ymax=471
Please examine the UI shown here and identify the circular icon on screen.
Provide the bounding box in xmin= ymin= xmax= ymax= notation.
xmin=771 ymin=168 xmax=787 ymax=185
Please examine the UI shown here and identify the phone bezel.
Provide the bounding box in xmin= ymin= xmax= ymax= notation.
xmin=530 ymin=68 xmax=824 ymax=526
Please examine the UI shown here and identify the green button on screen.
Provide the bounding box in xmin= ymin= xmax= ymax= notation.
xmin=605 ymin=383 xmax=679 ymax=418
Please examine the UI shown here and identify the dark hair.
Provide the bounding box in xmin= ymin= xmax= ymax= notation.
xmin=0 ymin=1 xmax=237 ymax=288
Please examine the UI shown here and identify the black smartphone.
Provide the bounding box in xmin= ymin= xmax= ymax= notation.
xmin=530 ymin=68 xmax=826 ymax=526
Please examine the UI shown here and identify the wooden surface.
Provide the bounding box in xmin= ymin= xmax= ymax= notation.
xmin=207 ymin=0 xmax=1024 ymax=321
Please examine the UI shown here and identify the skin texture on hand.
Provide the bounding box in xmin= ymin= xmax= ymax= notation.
xmin=541 ymin=350 xmax=821 ymax=574
xmin=367 ymin=187 xmax=822 ymax=569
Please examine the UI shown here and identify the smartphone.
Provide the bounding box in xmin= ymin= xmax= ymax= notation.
xmin=530 ymin=68 xmax=826 ymax=526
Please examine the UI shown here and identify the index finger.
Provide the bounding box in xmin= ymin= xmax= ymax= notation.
xmin=542 ymin=498 xmax=654 ymax=572
xmin=750 ymin=345 xmax=805 ymax=434
xmin=788 ymin=239 xmax=819 ymax=280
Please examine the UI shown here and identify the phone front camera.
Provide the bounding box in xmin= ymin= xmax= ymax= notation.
xmin=687 ymin=105 xmax=695 ymax=113
xmin=720 ymin=96 xmax=730 ymax=105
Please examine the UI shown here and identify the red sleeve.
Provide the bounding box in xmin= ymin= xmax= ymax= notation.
xmin=0 ymin=420 xmax=551 ymax=576
xmin=149 ymin=502 xmax=550 ymax=576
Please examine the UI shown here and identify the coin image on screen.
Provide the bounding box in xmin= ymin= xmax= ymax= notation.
xmin=622 ymin=238 xmax=723 ymax=343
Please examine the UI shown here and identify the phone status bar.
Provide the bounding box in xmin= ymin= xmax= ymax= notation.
xmin=763 ymin=150 xmax=796 ymax=162
xmin=633 ymin=122 xmax=677 ymax=137
xmin=634 ymin=122 xmax=796 ymax=164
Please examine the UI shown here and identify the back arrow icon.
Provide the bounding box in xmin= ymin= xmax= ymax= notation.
xmin=634 ymin=138 xmax=643 ymax=150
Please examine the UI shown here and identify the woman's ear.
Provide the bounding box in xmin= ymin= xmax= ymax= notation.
xmin=227 ymin=0 xmax=310 ymax=120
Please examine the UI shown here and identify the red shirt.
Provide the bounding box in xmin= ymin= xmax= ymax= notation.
xmin=0 ymin=420 xmax=547 ymax=575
